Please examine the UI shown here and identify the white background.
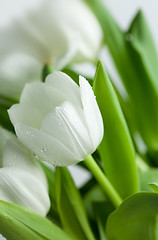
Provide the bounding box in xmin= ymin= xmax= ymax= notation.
xmin=0 ymin=0 xmax=158 ymax=239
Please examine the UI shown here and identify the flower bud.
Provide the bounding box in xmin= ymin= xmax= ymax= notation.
xmin=0 ymin=127 xmax=50 ymax=216
xmin=8 ymin=71 xmax=104 ymax=166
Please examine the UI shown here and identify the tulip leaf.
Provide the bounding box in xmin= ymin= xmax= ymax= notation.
xmin=139 ymin=168 xmax=158 ymax=192
xmin=82 ymin=184 xmax=108 ymax=239
xmin=0 ymin=200 xmax=72 ymax=240
xmin=39 ymin=162 xmax=60 ymax=224
xmin=128 ymin=10 xmax=158 ymax=90
xmin=106 ymin=192 xmax=158 ymax=240
xmin=62 ymin=68 xmax=80 ymax=85
xmin=85 ymin=0 xmax=158 ymax=154
xmin=62 ymin=67 xmax=93 ymax=86
xmin=93 ymin=201 xmax=113 ymax=240
xmin=80 ymin=176 xmax=97 ymax=197
xmin=83 ymin=183 xmax=106 ymax=220
xmin=0 ymin=96 xmax=17 ymax=132
xmin=93 ymin=61 xmax=138 ymax=198
xmin=55 ymin=167 xmax=95 ymax=240
xmin=149 ymin=183 xmax=158 ymax=193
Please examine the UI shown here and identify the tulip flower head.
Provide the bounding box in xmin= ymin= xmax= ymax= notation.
xmin=8 ymin=71 xmax=104 ymax=166
xmin=0 ymin=127 xmax=50 ymax=216
xmin=0 ymin=0 xmax=103 ymax=67
xmin=0 ymin=0 xmax=103 ymax=100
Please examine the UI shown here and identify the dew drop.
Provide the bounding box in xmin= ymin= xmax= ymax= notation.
xmin=8 ymin=169 xmax=15 ymax=175
xmin=40 ymin=148 xmax=47 ymax=153
xmin=26 ymin=130 xmax=32 ymax=135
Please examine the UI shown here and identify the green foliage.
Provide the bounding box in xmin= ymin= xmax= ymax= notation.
xmin=42 ymin=64 xmax=54 ymax=82
xmin=62 ymin=67 xmax=93 ymax=86
xmin=85 ymin=0 xmax=158 ymax=156
xmin=149 ymin=183 xmax=158 ymax=193
xmin=83 ymin=183 xmax=106 ymax=220
xmin=0 ymin=105 xmax=14 ymax=132
xmin=1 ymin=1 xmax=158 ymax=239
xmin=55 ymin=167 xmax=95 ymax=240
xmin=0 ymin=200 xmax=72 ymax=240
xmin=0 ymin=95 xmax=17 ymax=132
xmin=106 ymin=193 xmax=158 ymax=240
xmin=39 ymin=162 xmax=60 ymax=224
xmin=139 ymin=168 xmax=158 ymax=192
xmin=93 ymin=61 xmax=138 ymax=199
xmin=93 ymin=201 xmax=114 ymax=240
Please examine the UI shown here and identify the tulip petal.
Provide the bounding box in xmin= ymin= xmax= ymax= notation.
xmin=53 ymin=101 xmax=92 ymax=157
xmin=79 ymin=76 xmax=103 ymax=149
xmin=20 ymin=82 xmax=68 ymax=119
xmin=2 ymin=140 xmax=46 ymax=182
xmin=0 ymin=127 xmax=16 ymax=166
xmin=0 ymin=53 xmax=41 ymax=100
xmin=15 ymin=123 xmax=80 ymax=166
xmin=52 ymin=33 xmax=79 ymax=70
xmin=0 ymin=167 xmax=50 ymax=216
xmin=41 ymin=110 xmax=81 ymax=159
xmin=45 ymin=71 xmax=81 ymax=105
xmin=8 ymin=103 xmax=44 ymax=129
xmin=41 ymin=102 xmax=91 ymax=159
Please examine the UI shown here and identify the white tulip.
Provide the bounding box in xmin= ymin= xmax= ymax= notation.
xmin=0 ymin=54 xmax=41 ymax=100
xmin=0 ymin=127 xmax=50 ymax=216
xmin=0 ymin=0 xmax=103 ymax=100
xmin=0 ymin=0 xmax=103 ymax=69
xmin=8 ymin=71 xmax=103 ymax=166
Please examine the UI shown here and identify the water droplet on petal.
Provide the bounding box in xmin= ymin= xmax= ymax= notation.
xmin=40 ymin=148 xmax=47 ymax=153
xmin=26 ymin=130 xmax=32 ymax=135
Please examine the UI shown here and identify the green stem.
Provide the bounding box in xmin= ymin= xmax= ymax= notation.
xmin=42 ymin=64 xmax=54 ymax=81
xmin=84 ymin=154 xmax=122 ymax=208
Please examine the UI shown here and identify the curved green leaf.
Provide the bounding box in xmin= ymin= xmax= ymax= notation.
xmin=0 ymin=200 xmax=72 ymax=240
xmin=106 ymin=192 xmax=158 ymax=240
xmin=93 ymin=201 xmax=113 ymax=240
xmin=39 ymin=162 xmax=60 ymax=224
xmin=83 ymin=183 xmax=106 ymax=219
xmin=55 ymin=167 xmax=95 ymax=240
xmin=139 ymin=168 xmax=158 ymax=192
xmin=93 ymin=61 xmax=138 ymax=198
xmin=149 ymin=183 xmax=158 ymax=193
xmin=85 ymin=0 xmax=158 ymax=153
xmin=128 ymin=10 xmax=158 ymax=90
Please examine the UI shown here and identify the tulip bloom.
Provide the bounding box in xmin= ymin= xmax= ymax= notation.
xmin=8 ymin=71 xmax=103 ymax=166
xmin=0 ymin=0 xmax=103 ymax=66
xmin=0 ymin=0 xmax=103 ymax=100
xmin=0 ymin=127 xmax=50 ymax=216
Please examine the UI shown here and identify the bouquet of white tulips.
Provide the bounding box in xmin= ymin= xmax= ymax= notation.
xmin=0 ymin=0 xmax=158 ymax=239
